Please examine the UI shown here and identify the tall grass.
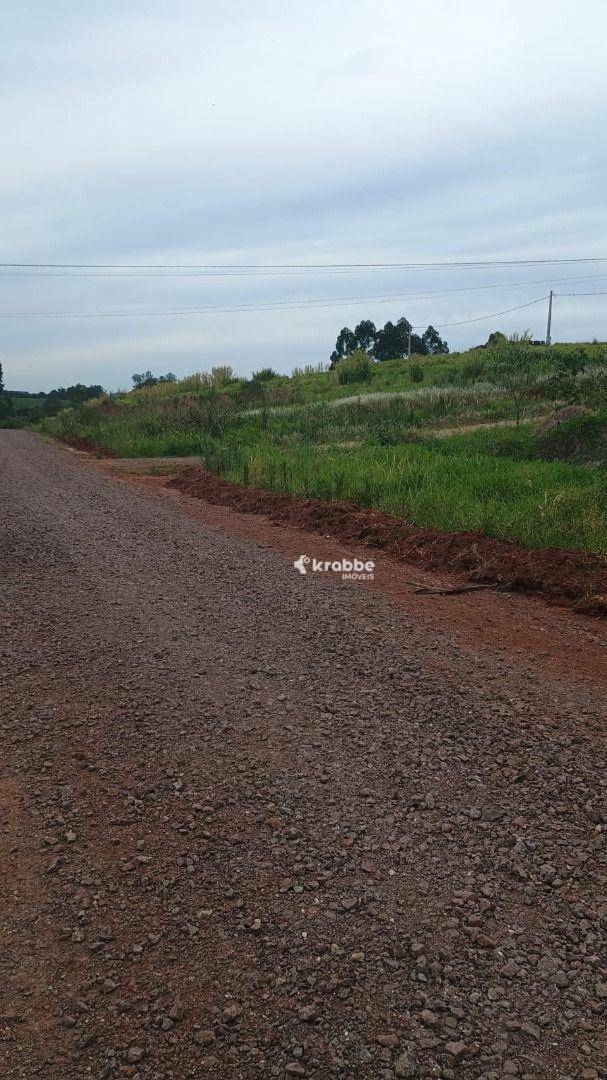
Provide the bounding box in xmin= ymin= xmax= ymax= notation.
xmin=37 ymin=349 xmax=607 ymax=556
xmin=208 ymin=442 xmax=607 ymax=555
xmin=41 ymin=383 xmax=531 ymax=457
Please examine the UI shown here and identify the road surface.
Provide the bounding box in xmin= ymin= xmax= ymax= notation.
xmin=1 ymin=430 xmax=605 ymax=1079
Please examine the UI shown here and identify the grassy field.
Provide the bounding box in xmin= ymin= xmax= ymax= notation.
xmin=46 ymin=384 xmax=544 ymax=458
xmin=122 ymin=342 xmax=607 ymax=406
xmin=202 ymin=441 xmax=607 ymax=554
xmin=38 ymin=340 xmax=607 ymax=556
xmin=8 ymin=394 xmax=47 ymax=411
xmin=0 ymin=393 xmax=49 ymax=428
xmin=431 ymin=411 xmax=607 ymax=465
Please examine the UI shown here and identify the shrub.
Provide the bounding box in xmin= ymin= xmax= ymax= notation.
xmin=335 ymin=350 xmax=375 ymax=386
xmin=441 ymin=365 xmax=461 ymax=386
xmin=211 ymin=366 xmax=234 ymax=389
xmin=577 ymin=365 xmax=607 ymax=409
xmin=488 ymin=333 xmax=538 ymax=424
xmin=535 ymin=411 xmax=607 ymax=465
xmin=461 ymin=357 xmax=486 ymax=383
xmin=240 ymin=379 xmax=267 ymax=405
xmin=409 ymin=363 xmax=423 ymax=384
xmin=252 ymin=367 xmax=278 ymax=382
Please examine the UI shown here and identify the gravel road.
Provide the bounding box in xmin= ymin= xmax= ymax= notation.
xmin=1 ymin=429 xmax=606 ymax=1080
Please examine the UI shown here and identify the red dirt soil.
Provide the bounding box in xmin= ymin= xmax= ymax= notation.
xmin=60 ymin=436 xmax=118 ymax=457
xmin=171 ymin=466 xmax=607 ymax=615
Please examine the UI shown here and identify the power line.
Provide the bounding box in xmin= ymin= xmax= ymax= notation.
xmin=0 ymin=272 xmax=604 ymax=322
xmin=2 ymin=271 xmax=606 ymax=294
xmin=542 ymin=290 xmax=607 ymax=343
xmin=418 ymin=296 xmax=547 ymax=330
xmin=2 ymin=276 xmax=604 ymax=324
xmin=0 ymin=294 xmax=548 ymax=324
xmin=1 ymin=256 xmax=607 ymax=276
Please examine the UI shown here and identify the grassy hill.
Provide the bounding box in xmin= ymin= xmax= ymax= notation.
xmin=38 ymin=340 xmax=607 ymax=556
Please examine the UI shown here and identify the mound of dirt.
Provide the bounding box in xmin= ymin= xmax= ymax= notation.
xmin=61 ymin=436 xmax=118 ymax=457
xmin=171 ymin=466 xmax=607 ymax=615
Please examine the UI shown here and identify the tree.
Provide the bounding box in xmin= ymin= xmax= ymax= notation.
xmin=131 ymin=371 xmax=176 ymax=388
xmin=329 ymin=314 xmax=448 ymax=364
xmin=486 ymin=331 xmax=507 ymax=348
xmin=354 ymin=319 xmax=377 ymax=353
xmin=132 ymin=371 xmax=157 ymax=388
xmin=0 ymin=363 xmax=13 ymax=423
xmin=543 ymin=348 xmax=586 ymax=408
xmin=488 ymin=332 xmax=537 ymax=425
xmin=373 ymin=317 xmax=412 ymax=361
xmin=46 ymin=384 xmax=105 ymax=403
xmin=421 ymin=325 xmax=449 ymax=355
xmin=329 ymin=326 xmax=358 ymax=367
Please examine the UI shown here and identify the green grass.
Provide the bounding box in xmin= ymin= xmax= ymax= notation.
xmin=537 ymin=412 xmax=607 ymax=464
xmin=436 ymin=412 xmax=607 ymax=467
xmin=205 ymin=442 xmax=607 ymax=555
xmin=41 ymin=383 xmax=549 ymax=459
xmin=0 ymin=393 xmax=49 ymax=428
xmin=119 ymin=341 xmax=607 ymax=407
xmin=36 ymin=347 xmax=607 ymax=557
xmin=8 ymin=395 xmax=47 ymax=411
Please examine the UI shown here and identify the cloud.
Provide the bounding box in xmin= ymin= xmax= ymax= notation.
xmin=1 ymin=0 xmax=606 ymax=390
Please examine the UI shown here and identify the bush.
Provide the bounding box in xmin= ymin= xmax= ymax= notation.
xmin=335 ymin=350 xmax=375 ymax=386
xmin=409 ymin=363 xmax=423 ymax=384
xmin=488 ymin=334 xmax=538 ymax=424
xmin=252 ymin=367 xmax=278 ymax=382
xmin=577 ymin=365 xmax=607 ymax=409
xmin=240 ymin=379 xmax=267 ymax=405
xmin=461 ymin=357 xmax=486 ymax=383
xmin=535 ymin=411 xmax=607 ymax=465
xmin=441 ymin=365 xmax=462 ymax=386
xmin=210 ymin=366 xmax=235 ymax=389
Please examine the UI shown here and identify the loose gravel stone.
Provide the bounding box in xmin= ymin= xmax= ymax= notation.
xmin=125 ymin=1046 xmax=145 ymax=1064
xmin=222 ymin=1003 xmax=243 ymax=1024
xmin=1 ymin=430 xmax=606 ymax=1080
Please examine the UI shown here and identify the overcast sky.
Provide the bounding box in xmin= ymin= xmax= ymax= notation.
xmin=2 ymin=0 xmax=606 ymax=392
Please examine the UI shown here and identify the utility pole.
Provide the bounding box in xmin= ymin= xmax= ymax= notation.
xmin=546 ymin=290 xmax=553 ymax=345
xmin=407 ymin=329 xmax=412 ymax=359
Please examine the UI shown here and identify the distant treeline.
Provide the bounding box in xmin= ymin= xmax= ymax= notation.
xmin=330 ymin=317 xmax=449 ymax=366
xmin=0 ymin=380 xmax=106 ymax=427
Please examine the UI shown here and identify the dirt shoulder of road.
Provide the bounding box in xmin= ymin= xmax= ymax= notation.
xmin=57 ymin=437 xmax=607 ymax=618
xmin=169 ymin=467 xmax=607 ymax=614
xmin=76 ymin=453 xmax=607 ymax=690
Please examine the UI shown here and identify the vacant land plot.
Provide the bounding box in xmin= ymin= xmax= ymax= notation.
xmin=41 ymin=346 xmax=607 ymax=558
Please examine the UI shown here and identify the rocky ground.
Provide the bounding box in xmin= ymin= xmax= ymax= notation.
xmin=0 ymin=429 xmax=606 ymax=1079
